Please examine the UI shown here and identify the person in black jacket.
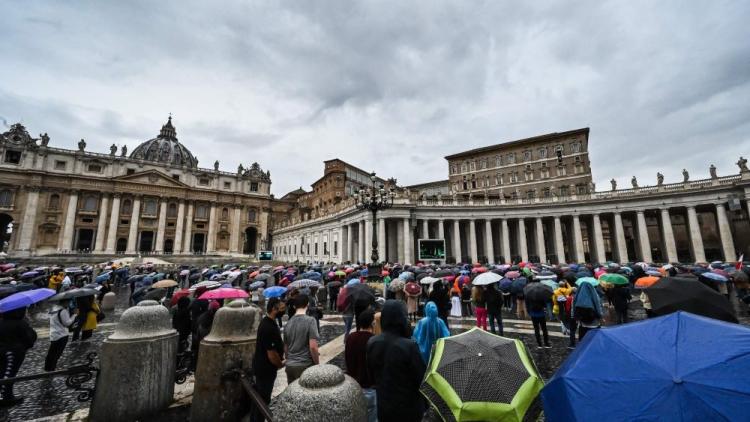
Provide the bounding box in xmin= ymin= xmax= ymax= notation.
xmin=428 ymin=281 xmax=451 ymax=327
xmin=611 ymin=284 xmax=632 ymax=324
xmin=0 ymin=307 xmax=37 ymax=406
xmin=172 ymin=297 xmax=192 ymax=353
xmin=483 ymin=284 xmax=504 ymax=336
xmin=367 ymin=300 xmax=426 ymax=422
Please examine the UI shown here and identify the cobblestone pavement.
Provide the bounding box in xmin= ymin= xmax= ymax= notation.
xmin=6 ymin=289 xmax=750 ymax=422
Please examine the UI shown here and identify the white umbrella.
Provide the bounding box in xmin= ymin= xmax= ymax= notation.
xmin=420 ymin=276 xmax=441 ymax=285
xmin=473 ymin=272 xmax=502 ymax=286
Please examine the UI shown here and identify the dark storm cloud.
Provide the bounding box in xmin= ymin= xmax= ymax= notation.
xmin=0 ymin=1 xmax=748 ymax=195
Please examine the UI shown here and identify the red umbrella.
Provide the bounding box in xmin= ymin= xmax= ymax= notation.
xmin=345 ymin=268 xmax=354 ymax=274
xmin=471 ymin=267 xmax=488 ymax=274
xmin=381 ymin=270 xmax=389 ymax=277
xmin=405 ymin=281 xmax=422 ymax=295
xmin=249 ymin=270 xmax=260 ymax=278
xmin=169 ymin=288 xmax=192 ymax=307
xmin=456 ymin=275 xmax=471 ymax=287
xmin=199 ymin=288 xmax=249 ymax=300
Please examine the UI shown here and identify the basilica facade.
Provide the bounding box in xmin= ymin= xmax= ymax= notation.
xmin=0 ymin=118 xmax=273 ymax=257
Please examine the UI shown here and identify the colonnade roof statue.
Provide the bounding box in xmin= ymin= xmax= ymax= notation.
xmin=129 ymin=116 xmax=199 ymax=168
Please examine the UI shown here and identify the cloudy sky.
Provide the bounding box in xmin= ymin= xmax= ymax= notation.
xmin=1 ymin=1 xmax=749 ymax=196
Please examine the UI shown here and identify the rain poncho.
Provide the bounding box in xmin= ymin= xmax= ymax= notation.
xmin=572 ymin=282 xmax=603 ymax=320
xmin=413 ymin=302 xmax=450 ymax=364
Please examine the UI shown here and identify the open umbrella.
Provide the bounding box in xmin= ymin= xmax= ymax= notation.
xmin=169 ymin=289 xmax=192 ymax=306
xmin=255 ymin=273 xmax=272 ymax=282
xmin=635 ymin=275 xmax=660 ymax=288
xmin=542 ymin=312 xmax=750 ymax=421
xmin=388 ymin=279 xmax=406 ymax=292
xmin=421 ymin=328 xmax=544 ymax=422
xmin=0 ymin=288 xmax=56 ymax=312
xmin=152 ymin=279 xmax=178 ymax=289
xmin=472 ymin=272 xmax=502 ymax=286
xmin=190 ymin=280 xmax=222 ymax=291
xmin=701 ymin=272 xmax=728 ymax=283
xmin=248 ymin=281 xmax=265 ymax=291
xmin=599 ymin=273 xmax=629 ymax=286
xmin=575 ymin=277 xmax=600 ymax=287
xmin=505 ymin=270 xmax=521 ymax=279
xmin=327 ymin=280 xmax=342 ymax=289
xmin=510 ymin=277 xmax=527 ymax=295
xmin=399 ymin=271 xmax=415 ymax=281
xmin=540 ymin=279 xmax=558 ymax=290
xmin=345 ymin=283 xmax=376 ymax=307
xmin=524 ymin=282 xmax=553 ymax=302
xmin=143 ymin=288 xmax=166 ymax=301
xmin=420 ymin=276 xmax=441 ymax=285
xmin=289 ymin=279 xmax=322 ymax=289
xmin=263 ymin=286 xmax=287 ymax=298
xmin=48 ymin=287 xmax=99 ymax=302
xmin=646 ymin=277 xmax=737 ymax=323
xmin=405 ymin=281 xmax=422 ymax=296
xmin=200 ymin=288 xmax=249 ymax=300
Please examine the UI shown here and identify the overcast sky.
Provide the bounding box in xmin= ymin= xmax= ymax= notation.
xmin=1 ymin=1 xmax=749 ymax=196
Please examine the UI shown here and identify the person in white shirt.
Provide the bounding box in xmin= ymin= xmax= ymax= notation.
xmin=45 ymin=300 xmax=76 ymax=371
xmin=61 ymin=275 xmax=72 ymax=292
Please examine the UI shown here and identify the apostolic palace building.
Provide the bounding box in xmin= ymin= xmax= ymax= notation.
xmin=2 ymin=119 xmax=749 ymax=265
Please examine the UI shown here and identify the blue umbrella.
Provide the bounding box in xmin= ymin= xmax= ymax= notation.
xmin=499 ymin=278 xmax=513 ymax=292
xmin=263 ymin=286 xmax=287 ymax=298
xmin=96 ymin=272 xmax=111 ymax=283
xmin=0 ymin=288 xmax=56 ymax=313
xmin=701 ymin=272 xmax=728 ymax=283
xmin=248 ymin=281 xmax=265 ymax=291
xmin=300 ymin=271 xmax=322 ymax=281
xmin=542 ymin=312 xmax=750 ymax=421
xmin=347 ymin=279 xmax=360 ymax=286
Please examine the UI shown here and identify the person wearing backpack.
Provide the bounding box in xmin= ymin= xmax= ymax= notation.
xmin=45 ymin=299 xmax=77 ymax=371
xmin=338 ymin=285 xmax=355 ymax=343
xmin=572 ymin=282 xmax=603 ymax=343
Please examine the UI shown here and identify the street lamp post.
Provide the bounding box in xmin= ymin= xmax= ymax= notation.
xmin=353 ymin=172 xmax=395 ymax=267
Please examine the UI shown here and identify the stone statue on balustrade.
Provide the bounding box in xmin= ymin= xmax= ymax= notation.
xmin=121 ymin=145 xmax=127 ymax=157
xmin=657 ymin=172 xmax=664 ymax=186
xmin=682 ymin=169 xmax=689 ymax=182
xmin=631 ymin=176 xmax=638 ymax=188
xmin=237 ymin=163 xmax=244 ymax=175
xmin=589 ymin=181 xmax=596 ymax=193
xmin=710 ymin=164 xmax=717 ymax=179
xmin=738 ymin=157 xmax=748 ymax=173
xmin=39 ymin=133 xmax=49 ymax=147
xmin=610 ymin=178 xmax=617 ymax=191
xmin=110 ymin=144 xmax=117 ymax=155
xmin=78 ymin=138 xmax=86 ymax=151
xmin=214 ymin=160 xmax=219 ymax=171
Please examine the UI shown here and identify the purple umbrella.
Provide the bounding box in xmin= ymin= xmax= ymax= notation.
xmin=20 ymin=271 xmax=40 ymax=279
xmin=0 ymin=288 xmax=56 ymax=313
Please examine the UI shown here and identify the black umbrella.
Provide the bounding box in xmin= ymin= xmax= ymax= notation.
xmin=646 ymin=277 xmax=738 ymax=323
xmin=523 ymin=282 xmax=553 ymax=302
xmin=48 ymin=288 xmax=98 ymax=301
xmin=345 ymin=283 xmax=376 ymax=308
xmin=433 ymin=269 xmax=454 ymax=278
xmin=143 ymin=288 xmax=166 ymax=301
xmin=255 ymin=273 xmax=272 ymax=282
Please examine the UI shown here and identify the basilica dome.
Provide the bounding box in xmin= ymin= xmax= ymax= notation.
xmin=129 ymin=117 xmax=198 ymax=168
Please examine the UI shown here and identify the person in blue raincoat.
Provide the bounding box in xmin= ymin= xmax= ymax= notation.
xmin=572 ymin=281 xmax=603 ymax=341
xmin=412 ymin=301 xmax=450 ymax=364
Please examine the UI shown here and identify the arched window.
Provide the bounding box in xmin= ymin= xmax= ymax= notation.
xmin=48 ymin=193 xmax=60 ymax=210
xmin=82 ymin=195 xmax=98 ymax=212
xmin=121 ymin=199 xmax=132 ymax=215
xmin=221 ymin=207 xmax=229 ymax=220
xmin=247 ymin=208 xmax=256 ymax=222
xmin=167 ymin=203 xmax=177 ymax=218
xmin=0 ymin=190 xmax=13 ymax=208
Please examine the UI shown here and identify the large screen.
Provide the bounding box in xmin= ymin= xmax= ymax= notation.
xmin=418 ymin=239 xmax=446 ymax=260
xmin=258 ymin=251 xmax=273 ymax=261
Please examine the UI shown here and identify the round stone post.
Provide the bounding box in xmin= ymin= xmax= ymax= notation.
xmin=90 ymin=300 xmax=178 ymax=422
xmin=190 ymin=300 xmax=261 ymax=422
xmin=271 ymin=364 xmax=367 ymax=421
xmin=100 ymin=291 xmax=116 ymax=312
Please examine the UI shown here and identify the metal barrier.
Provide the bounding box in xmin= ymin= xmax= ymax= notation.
xmin=0 ymin=352 xmax=99 ymax=403
xmin=174 ymin=351 xmax=193 ymax=384
xmin=222 ymin=367 xmax=274 ymax=422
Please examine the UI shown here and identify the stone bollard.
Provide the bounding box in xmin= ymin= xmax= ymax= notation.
xmin=90 ymin=300 xmax=178 ymax=422
xmin=271 ymin=364 xmax=367 ymax=422
xmin=190 ymin=300 xmax=261 ymax=422
xmin=100 ymin=291 xmax=116 ymax=312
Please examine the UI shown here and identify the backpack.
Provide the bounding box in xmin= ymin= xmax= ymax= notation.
xmin=575 ymin=306 xmax=597 ymax=324
xmin=336 ymin=287 xmax=349 ymax=312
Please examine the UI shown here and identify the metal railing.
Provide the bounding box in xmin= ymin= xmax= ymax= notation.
xmin=222 ymin=367 xmax=274 ymax=422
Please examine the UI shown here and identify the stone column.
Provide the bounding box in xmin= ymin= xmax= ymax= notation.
xmin=378 ymin=217 xmax=386 ymax=263
xmin=206 ymin=203 xmax=217 ymax=253
xmin=191 ymin=301 xmax=261 ymax=422
xmin=59 ymin=190 xmax=78 ymax=250
xmin=715 ymin=203 xmax=736 ymax=261
xmin=437 ymin=219 xmax=445 ymax=241
xmin=453 ymin=220 xmax=462 ymax=263
xmin=686 ymin=206 xmax=706 ymax=263
xmin=364 ymin=217 xmax=373 ymax=263
xmin=553 ymin=216 xmax=565 ymax=264
xmin=613 ymin=212 xmax=628 ymax=263
xmin=358 ymin=221 xmax=365 ymax=263
xmin=228 ymin=206 xmax=240 ymax=253
xmin=592 ymin=214 xmax=606 ymax=264
xmin=342 ymin=225 xmax=349 ymax=263
xmin=484 ymin=220 xmax=495 ymax=264
xmin=17 ymin=188 xmax=40 ymax=252
xmin=154 ymin=200 xmax=168 ymax=253
xmin=173 ymin=200 xmax=186 ymax=254
xmin=660 ymin=208 xmax=678 ymax=263
xmin=635 ymin=210 xmax=652 ymax=262
xmin=403 ymin=217 xmax=413 ymax=264
xmin=468 ymin=219 xmax=478 ymax=263
xmin=183 ymin=202 xmax=194 ymax=254
xmin=94 ymin=195 xmax=109 ymax=253
xmin=535 ymin=217 xmax=547 ymax=263
xmin=125 ymin=196 xmax=141 ymax=254
xmin=501 ymin=219 xmax=511 ymax=264
xmin=422 ymin=219 xmax=429 ymax=239
xmin=347 ymin=224 xmax=355 ymax=263
xmin=517 ymin=218 xmax=529 ymax=262
xmin=572 ymin=215 xmax=585 ymax=263
xmin=91 ymin=301 xmax=177 ymax=422
xmin=105 ymin=194 xmax=121 ymax=253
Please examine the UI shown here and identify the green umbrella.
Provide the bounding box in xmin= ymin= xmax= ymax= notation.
xmin=334 ymin=270 xmax=346 ymax=277
xmin=420 ymin=328 xmax=544 ymax=422
xmin=599 ymin=273 xmax=629 ymax=286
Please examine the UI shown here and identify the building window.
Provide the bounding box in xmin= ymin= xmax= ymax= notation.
xmin=323 ymin=242 xmax=328 ymax=254
xmin=495 ymin=156 xmax=502 ymax=167
xmin=143 ymin=199 xmax=157 ymax=216
xmin=577 ymin=185 xmax=587 ymax=195
xmin=4 ymin=150 xmax=21 ymax=164
xmin=250 ymin=182 xmax=259 ymax=192
xmin=495 ymin=173 xmax=503 ymax=185
xmin=199 ymin=178 xmax=210 ymax=186
xmin=126 ymin=168 xmax=136 ymax=175
xmin=523 ymin=150 xmax=532 ymax=161
xmin=121 ymin=199 xmax=132 ymax=215
xmin=575 ymin=156 xmax=581 ymax=163
xmin=525 ymin=171 xmax=534 ymax=181
xmin=334 ymin=241 xmax=338 ymax=255
xmin=54 ymin=160 xmax=67 ymax=170
xmin=0 ymin=190 xmax=13 ymax=207
xmin=196 ymin=205 xmax=208 ymax=219
xmin=557 ymin=165 xmax=567 ymax=176
xmin=172 ymin=174 xmax=180 ymax=181
xmin=461 ymin=163 xmax=467 ymax=172
xmin=507 ymin=153 xmax=515 ymax=164
xmin=224 ymin=182 xmax=231 ymax=189
xmin=572 ymin=142 xmax=581 ymax=153
xmin=510 ymin=172 xmax=518 ymax=183
xmin=247 ymin=209 xmax=256 ymax=222
xmin=541 ymin=168 xmax=550 ymax=179
xmin=48 ymin=193 xmax=60 ymax=210
xmin=538 ymin=148 xmax=547 ymax=159
xmin=221 ymin=207 xmax=229 ymax=220
xmin=526 ymin=190 xmax=535 ymax=199
xmin=450 ymin=165 xmax=457 ymax=174
xmin=87 ymin=164 xmax=103 ymax=173
xmin=480 ymin=159 xmax=487 ymax=169
xmin=560 ymin=186 xmax=569 ymax=197
xmin=167 ymin=203 xmax=177 ymax=218
xmin=543 ymin=187 xmax=551 ymax=198
xmin=82 ymin=196 xmax=98 ymax=212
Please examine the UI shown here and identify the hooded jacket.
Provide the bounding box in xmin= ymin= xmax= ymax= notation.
xmin=572 ymin=282 xmax=603 ymax=322
xmin=367 ymin=300 xmax=426 ymax=422
xmin=412 ymin=302 xmax=450 ymax=364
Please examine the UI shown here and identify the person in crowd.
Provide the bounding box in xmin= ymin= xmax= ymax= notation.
xmin=307 ymin=287 xmax=323 ymax=332
xmin=367 ymin=300 xmax=426 ymax=422
xmin=428 ymin=280 xmax=451 ymax=327
xmin=172 ymin=296 xmax=192 ymax=354
xmin=189 ymin=286 xmax=209 ymax=332
xmin=48 ymin=271 xmax=64 ymax=292
xmin=80 ymin=296 xmax=101 ymax=341
xmin=461 ymin=282 xmax=473 ymax=317
xmin=484 ymin=283 xmax=504 ymax=336
xmin=449 ymin=287 xmax=462 ymax=318
xmin=0 ymin=307 xmax=37 ymax=406
xmin=572 ymin=281 xmax=603 ymax=341
xmin=413 ymin=301 xmax=450 ymax=364
xmin=553 ymin=281 xmax=574 ymax=335
xmin=524 ymin=280 xmax=551 ymax=349
xmin=565 ymin=287 xmax=577 ymax=349
xmin=61 ymin=272 xmax=72 ymax=292
xmin=339 ymin=284 xmax=355 ymax=342
xmin=515 ymin=283 xmax=528 ymax=320
xmin=641 ymin=289 xmax=654 ymax=318
xmin=45 ymin=299 xmax=76 ymax=371
xmin=251 ymin=298 xmax=286 ymax=422
xmin=611 ymin=282 xmax=632 ymax=324
xmin=405 ymin=280 xmax=421 ymax=322
xmin=283 ymin=294 xmax=320 ymax=384
xmin=71 ymin=296 xmax=90 ymax=342
xmin=345 ymin=309 xmax=377 ymax=422
xmin=192 ymin=300 xmax=220 ymax=370
xmin=472 ymin=284 xmax=487 ymax=330
xmin=328 ymin=280 xmax=340 ymax=311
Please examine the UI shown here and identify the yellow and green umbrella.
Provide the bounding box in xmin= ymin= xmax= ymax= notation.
xmin=420 ymin=328 xmax=544 ymax=422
